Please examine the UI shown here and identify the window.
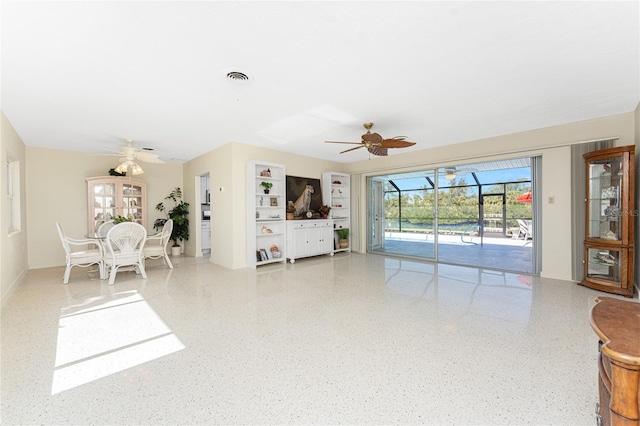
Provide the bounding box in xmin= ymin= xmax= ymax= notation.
xmin=6 ymin=159 xmax=21 ymax=232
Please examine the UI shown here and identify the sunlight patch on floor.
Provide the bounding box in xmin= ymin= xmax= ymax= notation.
xmin=52 ymin=291 xmax=184 ymax=395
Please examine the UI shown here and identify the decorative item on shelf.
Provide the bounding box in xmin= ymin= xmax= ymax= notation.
xmin=260 ymin=182 xmax=273 ymax=194
xmin=604 ymin=205 xmax=620 ymax=220
xmin=601 ymin=186 xmax=617 ymax=198
xmin=262 ymin=226 xmax=273 ymax=234
xmin=260 ymin=197 xmax=264 ymax=206
xmin=600 ymin=229 xmax=617 ymax=240
xmin=270 ymin=244 xmax=281 ymax=258
xmin=270 ymin=197 xmax=278 ymax=207
xmin=319 ymin=205 xmax=332 ymax=219
xmin=256 ymin=211 xmax=260 ymax=219
xmin=332 ymin=180 xmax=342 ymax=184
xmin=260 ymin=169 xmax=271 ymax=177
xmin=595 ymin=251 xmax=616 ymax=265
xmin=154 ymin=187 xmax=190 ymax=252
xmin=286 ymin=204 xmax=295 ymax=220
xmin=336 ymin=228 xmax=349 ymax=248
xmin=287 ymin=183 xmax=315 ymax=218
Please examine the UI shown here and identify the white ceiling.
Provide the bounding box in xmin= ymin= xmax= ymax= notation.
xmin=2 ymin=1 xmax=639 ymax=164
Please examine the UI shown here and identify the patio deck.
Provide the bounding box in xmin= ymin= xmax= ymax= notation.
xmin=370 ymin=232 xmax=534 ymax=274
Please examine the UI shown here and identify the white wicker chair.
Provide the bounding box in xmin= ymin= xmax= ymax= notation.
xmin=97 ymin=220 xmax=116 ymax=238
xmin=103 ymin=222 xmax=147 ymax=285
xmin=144 ymin=219 xmax=174 ymax=269
xmin=56 ymin=222 xmax=104 ymax=284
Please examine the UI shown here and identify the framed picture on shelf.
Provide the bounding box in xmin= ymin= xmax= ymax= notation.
xmin=270 ymin=197 xmax=278 ymax=207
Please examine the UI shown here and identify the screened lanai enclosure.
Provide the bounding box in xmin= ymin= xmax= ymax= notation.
xmin=367 ymin=158 xmax=539 ymax=274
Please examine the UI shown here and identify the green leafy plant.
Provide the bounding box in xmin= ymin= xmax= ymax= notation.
xmin=154 ymin=187 xmax=190 ymax=247
xmin=113 ymin=215 xmax=132 ymax=224
xmin=336 ymin=228 xmax=349 ymax=239
xmin=260 ymin=182 xmax=273 ymax=190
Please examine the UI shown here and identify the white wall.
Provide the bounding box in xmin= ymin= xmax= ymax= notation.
xmin=1 ymin=111 xmax=28 ymax=307
xmin=26 ymin=147 xmax=183 ymax=269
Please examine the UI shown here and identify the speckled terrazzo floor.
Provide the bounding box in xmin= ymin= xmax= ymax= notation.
xmin=0 ymin=253 xmax=630 ymax=425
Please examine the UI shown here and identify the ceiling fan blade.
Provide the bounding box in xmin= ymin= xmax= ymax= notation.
xmin=119 ymin=146 xmax=135 ymax=155
xmin=340 ymin=145 xmax=365 ymax=154
xmin=368 ymin=146 xmax=388 ymax=156
xmin=325 ymin=141 xmax=362 ymax=145
xmin=380 ymin=139 xmax=417 ymax=149
xmin=135 ymin=152 xmax=165 ymax=164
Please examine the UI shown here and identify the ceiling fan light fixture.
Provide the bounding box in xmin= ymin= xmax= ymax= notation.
xmin=445 ymin=171 xmax=456 ymax=180
xmin=114 ymin=163 xmax=128 ymax=174
xmin=131 ymin=163 xmax=144 ymax=175
xmin=115 ymin=160 xmax=144 ymax=175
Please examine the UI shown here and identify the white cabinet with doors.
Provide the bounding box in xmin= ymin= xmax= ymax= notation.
xmin=286 ymin=220 xmax=333 ymax=263
xmin=322 ymin=171 xmax=350 ymax=253
xmin=246 ymin=161 xmax=286 ymax=268
xmin=201 ymin=221 xmax=211 ymax=252
xmin=86 ymin=176 xmax=147 ymax=235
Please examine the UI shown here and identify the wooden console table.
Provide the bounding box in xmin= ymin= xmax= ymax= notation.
xmin=589 ymin=297 xmax=640 ymax=425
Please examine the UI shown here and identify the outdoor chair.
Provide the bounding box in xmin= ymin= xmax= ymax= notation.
xmin=103 ymin=222 xmax=147 ymax=285
xmin=144 ymin=219 xmax=174 ymax=269
xmin=56 ymin=221 xmax=104 ymax=284
xmin=516 ymin=219 xmax=532 ymax=244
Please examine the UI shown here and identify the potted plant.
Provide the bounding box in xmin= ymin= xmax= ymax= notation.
xmin=336 ymin=228 xmax=349 ymax=248
xmin=154 ymin=187 xmax=190 ymax=256
xmin=260 ymin=181 xmax=273 ymax=194
xmin=113 ymin=215 xmax=132 ymax=224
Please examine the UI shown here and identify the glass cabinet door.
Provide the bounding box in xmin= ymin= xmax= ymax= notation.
xmin=587 ymin=155 xmax=624 ymax=242
xmin=121 ymin=183 xmax=144 ymax=225
xmin=585 ymin=246 xmax=622 ymax=285
xmin=87 ymin=177 xmax=147 ymax=235
xmin=93 ymin=182 xmax=116 ymax=231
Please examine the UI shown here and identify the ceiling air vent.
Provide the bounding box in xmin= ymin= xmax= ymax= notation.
xmin=226 ymin=71 xmax=249 ymax=81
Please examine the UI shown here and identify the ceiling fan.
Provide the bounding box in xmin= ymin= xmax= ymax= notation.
xmin=113 ymin=139 xmax=164 ymax=175
xmin=442 ymin=166 xmax=478 ymax=180
xmin=325 ymin=122 xmax=416 ymax=156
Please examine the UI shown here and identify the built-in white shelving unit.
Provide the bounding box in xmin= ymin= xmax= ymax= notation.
xmin=322 ymin=172 xmax=351 ymax=253
xmin=246 ymin=161 xmax=286 ymax=268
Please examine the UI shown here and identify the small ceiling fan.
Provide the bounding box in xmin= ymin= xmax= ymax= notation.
xmin=113 ymin=139 xmax=164 ymax=175
xmin=442 ymin=165 xmax=478 ymax=180
xmin=326 ymin=122 xmax=416 ymax=156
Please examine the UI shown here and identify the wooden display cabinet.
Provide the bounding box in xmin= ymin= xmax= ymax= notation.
xmin=581 ymin=146 xmax=635 ymax=297
xmin=86 ymin=176 xmax=147 ymax=235
xmin=590 ymin=297 xmax=640 ymax=425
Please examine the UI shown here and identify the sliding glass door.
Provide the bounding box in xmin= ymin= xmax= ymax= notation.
xmin=366 ymin=158 xmax=537 ymax=274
